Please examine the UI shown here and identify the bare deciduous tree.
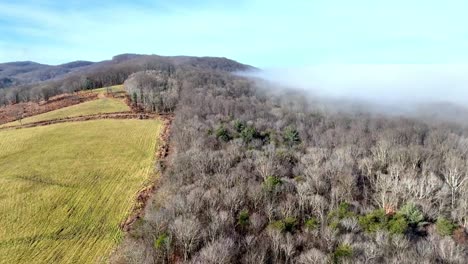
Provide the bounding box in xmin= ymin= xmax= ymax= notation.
xmin=170 ymin=216 xmax=202 ymax=261
xmin=442 ymin=154 xmax=467 ymax=210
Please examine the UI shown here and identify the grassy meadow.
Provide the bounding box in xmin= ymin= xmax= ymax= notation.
xmin=87 ymin=85 xmax=125 ymax=95
xmin=0 ymin=119 xmax=163 ymax=263
xmin=1 ymin=98 xmax=130 ymax=128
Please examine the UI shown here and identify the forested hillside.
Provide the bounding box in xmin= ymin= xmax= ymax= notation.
xmin=0 ymin=60 xmax=94 ymax=88
xmin=113 ymin=67 xmax=468 ymax=263
xmin=0 ymin=54 xmax=252 ymax=106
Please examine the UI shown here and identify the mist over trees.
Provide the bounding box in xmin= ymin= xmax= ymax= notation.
xmin=113 ymin=65 xmax=468 ymax=263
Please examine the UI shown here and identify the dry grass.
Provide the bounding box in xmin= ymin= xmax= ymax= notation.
xmin=0 ymin=119 xmax=163 ymax=263
xmin=86 ymin=85 xmax=125 ymax=95
xmin=1 ymin=98 xmax=130 ymax=128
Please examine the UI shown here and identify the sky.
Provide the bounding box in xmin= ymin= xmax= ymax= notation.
xmin=1 ymin=0 xmax=468 ymax=67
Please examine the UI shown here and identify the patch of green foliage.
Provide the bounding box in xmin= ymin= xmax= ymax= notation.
xmin=263 ymin=176 xmax=282 ymax=191
xmin=240 ymin=125 xmax=258 ymax=143
xmin=154 ymin=233 xmax=169 ymax=249
xmin=269 ymin=217 xmax=298 ymax=233
xmin=233 ymin=119 xmax=246 ymax=133
xmin=358 ymin=209 xmax=408 ymax=234
xmin=436 ymin=217 xmax=456 ymax=236
xmin=232 ymin=119 xmax=271 ymax=144
xmin=399 ymin=203 xmax=424 ymax=226
xmin=328 ymin=202 xmax=356 ymax=229
xmin=270 ymin=220 xmax=286 ymax=231
xmin=283 ymin=126 xmax=301 ymax=146
xmin=238 ymin=210 xmax=250 ymax=227
xmin=387 ymin=214 xmax=408 ymax=234
xmin=333 ymin=244 xmax=353 ymax=263
xmin=215 ymin=126 xmax=232 ymax=142
xmin=305 ymin=217 xmax=319 ymax=231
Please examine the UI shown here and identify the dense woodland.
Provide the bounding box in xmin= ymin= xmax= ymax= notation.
xmin=113 ymin=65 xmax=468 ymax=263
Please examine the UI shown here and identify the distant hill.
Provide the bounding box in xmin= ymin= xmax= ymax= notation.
xmin=0 ymin=54 xmax=254 ymax=106
xmin=0 ymin=54 xmax=253 ymax=89
xmin=0 ymin=60 xmax=94 ymax=88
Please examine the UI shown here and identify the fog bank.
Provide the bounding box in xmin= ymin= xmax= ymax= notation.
xmin=250 ymin=64 xmax=468 ymax=106
xmin=242 ymin=64 xmax=468 ymax=124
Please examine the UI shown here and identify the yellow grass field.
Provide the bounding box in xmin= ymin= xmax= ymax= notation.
xmin=0 ymin=119 xmax=163 ymax=263
xmin=87 ymin=85 xmax=125 ymax=95
xmin=1 ymin=98 xmax=130 ymax=128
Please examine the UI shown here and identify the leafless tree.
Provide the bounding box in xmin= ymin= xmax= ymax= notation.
xmin=442 ymin=153 xmax=467 ymax=210
xmin=253 ymin=144 xmax=277 ymax=181
xmin=194 ymin=237 xmax=236 ymax=264
xmin=170 ymin=216 xmax=202 ymax=261
xmin=297 ymin=248 xmax=328 ymax=264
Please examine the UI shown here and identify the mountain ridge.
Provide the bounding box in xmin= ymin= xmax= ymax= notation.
xmin=0 ymin=54 xmax=253 ymax=89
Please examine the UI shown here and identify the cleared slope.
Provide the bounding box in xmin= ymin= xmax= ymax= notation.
xmin=87 ymin=84 xmax=125 ymax=95
xmin=1 ymin=97 xmax=130 ymax=128
xmin=0 ymin=119 xmax=163 ymax=263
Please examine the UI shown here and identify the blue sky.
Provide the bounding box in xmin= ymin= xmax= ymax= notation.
xmin=1 ymin=0 xmax=468 ymax=67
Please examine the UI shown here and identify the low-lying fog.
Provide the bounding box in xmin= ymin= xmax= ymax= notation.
xmin=244 ymin=64 xmax=468 ymax=124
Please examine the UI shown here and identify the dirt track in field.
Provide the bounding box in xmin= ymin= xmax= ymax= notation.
xmin=0 ymin=112 xmax=169 ymax=130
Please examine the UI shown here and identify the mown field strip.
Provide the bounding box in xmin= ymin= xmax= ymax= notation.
xmin=0 ymin=119 xmax=163 ymax=263
xmin=1 ymin=97 xmax=130 ymax=128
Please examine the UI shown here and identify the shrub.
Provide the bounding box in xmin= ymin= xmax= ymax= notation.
xmin=283 ymin=217 xmax=298 ymax=232
xmin=154 ymin=233 xmax=169 ymax=249
xmin=436 ymin=217 xmax=456 ymax=236
xmin=233 ymin=119 xmax=246 ymax=133
xmin=329 ymin=203 xmax=355 ymax=220
xmin=359 ymin=209 xmax=408 ymax=234
xmin=283 ymin=126 xmax=301 ymax=146
xmin=305 ymin=217 xmax=319 ymax=231
xmin=329 ymin=203 xmax=356 ymax=230
xmin=399 ymin=203 xmax=424 ymax=226
xmin=240 ymin=125 xmax=258 ymax=143
xmin=270 ymin=220 xmax=286 ymax=232
xmin=263 ymin=176 xmax=282 ymax=191
xmin=333 ymin=244 xmax=353 ymax=263
xmin=388 ymin=214 xmax=408 ymax=234
xmin=238 ymin=210 xmax=250 ymax=227
xmin=358 ymin=209 xmax=388 ymax=233
xmin=269 ymin=217 xmax=298 ymax=233
xmin=215 ymin=126 xmax=232 ymax=142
